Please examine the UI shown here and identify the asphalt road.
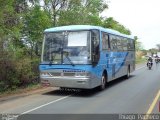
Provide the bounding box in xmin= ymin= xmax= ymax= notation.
xmin=0 ymin=63 xmax=160 ymax=120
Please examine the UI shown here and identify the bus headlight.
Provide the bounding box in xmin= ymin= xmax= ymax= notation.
xmin=40 ymin=72 xmax=51 ymax=77
xmin=75 ymin=72 xmax=89 ymax=77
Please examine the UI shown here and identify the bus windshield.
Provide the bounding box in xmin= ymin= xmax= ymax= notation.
xmin=42 ymin=31 xmax=91 ymax=64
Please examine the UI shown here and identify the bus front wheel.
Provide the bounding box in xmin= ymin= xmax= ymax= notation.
xmin=125 ymin=66 xmax=130 ymax=79
xmin=99 ymin=74 xmax=107 ymax=90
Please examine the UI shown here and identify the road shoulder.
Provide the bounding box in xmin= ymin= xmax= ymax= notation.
xmin=0 ymin=86 xmax=53 ymax=103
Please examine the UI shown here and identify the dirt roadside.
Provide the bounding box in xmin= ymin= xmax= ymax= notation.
xmin=0 ymin=86 xmax=54 ymax=103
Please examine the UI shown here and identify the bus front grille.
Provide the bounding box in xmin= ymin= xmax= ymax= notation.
xmin=64 ymin=73 xmax=75 ymax=76
xmin=50 ymin=72 xmax=75 ymax=77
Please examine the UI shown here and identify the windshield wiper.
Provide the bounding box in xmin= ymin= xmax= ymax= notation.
xmin=49 ymin=53 xmax=55 ymax=65
xmin=64 ymin=55 xmax=75 ymax=66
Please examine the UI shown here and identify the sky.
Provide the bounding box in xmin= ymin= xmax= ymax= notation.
xmin=101 ymin=0 xmax=160 ymax=50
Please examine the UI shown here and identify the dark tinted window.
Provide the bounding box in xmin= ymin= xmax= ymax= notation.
xmin=102 ymin=32 xmax=109 ymax=50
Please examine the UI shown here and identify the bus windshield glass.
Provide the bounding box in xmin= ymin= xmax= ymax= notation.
xmin=42 ymin=31 xmax=91 ymax=64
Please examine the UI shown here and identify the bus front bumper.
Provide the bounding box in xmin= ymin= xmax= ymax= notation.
xmin=40 ymin=76 xmax=94 ymax=89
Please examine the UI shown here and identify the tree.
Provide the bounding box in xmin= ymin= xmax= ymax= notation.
xmin=43 ymin=0 xmax=68 ymax=26
xmin=134 ymin=36 xmax=144 ymax=51
xmin=23 ymin=5 xmax=52 ymax=58
xmin=58 ymin=0 xmax=107 ymax=26
xmin=0 ymin=0 xmax=24 ymax=91
xmin=156 ymin=44 xmax=160 ymax=51
xmin=0 ymin=0 xmax=52 ymax=91
xmin=102 ymin=17 xmax=131 ymax=35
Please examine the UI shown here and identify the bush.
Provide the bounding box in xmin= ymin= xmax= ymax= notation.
xmin=0 ymin=56 xmax=40 ymax=92
xmin=0 ymin=59 xmax=19 ymax=92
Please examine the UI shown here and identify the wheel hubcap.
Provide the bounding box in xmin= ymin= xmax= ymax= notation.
xmin=101 ymin=76 xmax=105 ymax=89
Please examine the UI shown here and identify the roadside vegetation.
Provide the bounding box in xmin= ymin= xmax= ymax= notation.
xmin=0 ymin=0 xmax=158 ymax=93
xmin=136 ymin=57 xmax=146 ymax=64
xmin=0 ymin=83 xmax=41 ymax=98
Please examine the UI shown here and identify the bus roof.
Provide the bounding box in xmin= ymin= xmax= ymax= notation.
xmin=44 ymin=25 xmax=134 ymax=39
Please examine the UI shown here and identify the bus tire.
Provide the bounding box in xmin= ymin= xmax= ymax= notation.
xmin=125 ymin=66 xmax=130 ymax=79
xmin=60 ymin=87 xmax=67 ymax=91
xmin=99 ymin=73 xmax=107 ymax=91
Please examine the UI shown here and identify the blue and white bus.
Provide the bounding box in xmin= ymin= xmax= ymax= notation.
xmin=39 ymin=25 xmax=135 ymax=90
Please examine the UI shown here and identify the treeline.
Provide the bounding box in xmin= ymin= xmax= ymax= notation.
xmin=0 ymin=0 xmax=131 ymax=92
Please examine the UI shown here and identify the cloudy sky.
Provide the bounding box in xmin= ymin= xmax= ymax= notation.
xmin=102 ymin=0 xmax=160 ymax=50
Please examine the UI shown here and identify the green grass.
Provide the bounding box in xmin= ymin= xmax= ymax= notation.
xmin=136 ymin=57 xmax=146 ymax=64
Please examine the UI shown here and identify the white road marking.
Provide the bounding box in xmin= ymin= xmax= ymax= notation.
xmin=136 ymin=66 xmax=145 ymax=71
xmin=21 ymin=95 xmax=71 ymax=114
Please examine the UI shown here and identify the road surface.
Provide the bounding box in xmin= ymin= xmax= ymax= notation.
xmin=0 ymin=63 xmax=159 ymax=120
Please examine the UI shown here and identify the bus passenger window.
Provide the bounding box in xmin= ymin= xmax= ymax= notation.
xmin=122 ymin=38 xmax=128 ymax=51
xmin=117 ymin=37 xmax=122 ymax=51
xmin=128 ymin=39 xmax=134 ymax=51
xmin=110 ymin=35 xmax=117 ymax=50
xmin=102 ymin=32 xmax=109 ymax=50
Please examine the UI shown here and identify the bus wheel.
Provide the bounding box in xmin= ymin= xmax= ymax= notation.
xmin=125 ymin=66 xmax=130 ymax=79
xmin=60 ymin=87 xmax=66 ymax=91
xmin=99 ymin=74 xmax=106 ymax=90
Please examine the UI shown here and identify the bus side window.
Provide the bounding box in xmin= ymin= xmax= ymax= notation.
xmin=128 ymin=39 xmax=134 ymax=51
xmin=117 ymin=37 xmax=122 ymax=51
xmin=110 ymin=35 xmax=117 ymax=51
xmin=122 ymin=38 xmax=128 ymax=51
xmin=102 ymin=32 xmax=109 ymax=50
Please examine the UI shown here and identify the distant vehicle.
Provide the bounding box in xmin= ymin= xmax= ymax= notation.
xmin=39 ymin=25 xmax=135 ymax=90
xmin=157 ymin=52 xmax=160 ymax=57
xmin=153 ymin=54 xmax=157 ymax=58
xmin=155 ymin=56 xmax=160 ymax=63
xmin=147 ymin=61 xmax=152 ymax=70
